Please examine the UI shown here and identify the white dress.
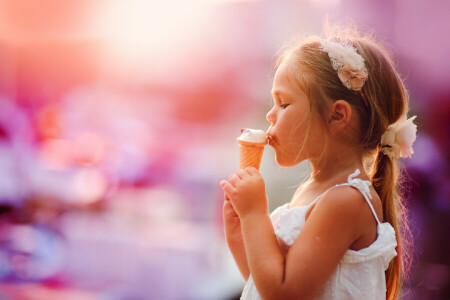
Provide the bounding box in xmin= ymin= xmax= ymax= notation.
xmin=241 ymin=169 xmax=398 ymax=300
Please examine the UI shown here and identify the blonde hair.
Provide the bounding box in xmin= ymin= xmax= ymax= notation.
xmin=276 ymin=31 xmax=412 ymax=299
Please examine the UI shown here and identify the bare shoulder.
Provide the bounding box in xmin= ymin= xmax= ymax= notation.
xmin=282 ymin=185 xmax=380 ymax=297
xmin=305 ymin=185 xmax=382 ymax=245
xmin=307 ymin=185 xmax=369 ymax=220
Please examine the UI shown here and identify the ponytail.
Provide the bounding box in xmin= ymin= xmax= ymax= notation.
xmin=371 ymin=150 xmax=411 ymax=300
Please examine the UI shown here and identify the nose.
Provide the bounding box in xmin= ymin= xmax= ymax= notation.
xmin=266 ymin=106 xmax=276 ymax=125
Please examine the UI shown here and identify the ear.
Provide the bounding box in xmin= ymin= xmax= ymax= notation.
xmin=328 ymin=100 xmax=352 ymax=133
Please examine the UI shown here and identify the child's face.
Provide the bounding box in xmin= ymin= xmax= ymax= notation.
xmin=266 ymin=59 xmax=327 ymax=167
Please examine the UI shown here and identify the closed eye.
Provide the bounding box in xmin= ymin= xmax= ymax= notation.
xmin=279 ymin=103 xmax=289 ymax=109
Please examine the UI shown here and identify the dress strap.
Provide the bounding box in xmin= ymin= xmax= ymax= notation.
xmin=345 ymin=169 xmax=381 ymax=225
xmin=307 ymin=183 xmax=348 ymax=207
xmin=307 ymin=169 xmax=381 ymax=225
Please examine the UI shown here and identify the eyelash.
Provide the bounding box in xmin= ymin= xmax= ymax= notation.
xmin=272 ymin=95 xmax=289 ymax=109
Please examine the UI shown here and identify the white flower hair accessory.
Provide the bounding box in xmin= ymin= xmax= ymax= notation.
xmin=320 ymin=38 xmax=369 ymax=92
xmin=380 ymin=115 xmax=418 ymax=160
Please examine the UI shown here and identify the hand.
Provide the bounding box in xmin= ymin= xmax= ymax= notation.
xmin=223 ymin=199 xmax=242 ymax=241
xmin=222 ymin=196 xmax=250 ymax=280
xmin=220 ymin=167 xmax=268 ymax=218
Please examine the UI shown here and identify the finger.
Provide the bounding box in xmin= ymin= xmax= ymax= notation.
xmin=237 ymin=168 xmax=249 ymax=179
xmin=223 ymin=200 xmax=238 ymax=218
xmin=223 ymin=199 xmax=234 ymax=210
xmin=245 ymin=166 xmax=258 ymax=175
xmin=228 ymin=174 xmax=241 ymax=186
xmin=220 ymin=180 xmax=228 ymax=189
xmin=224 ymin=198 xmax=238 ymax=213
xmin=220 ymin=180 xmax=236 ymax=196
xmin=220 ymin=181 xmax=232 ymax=199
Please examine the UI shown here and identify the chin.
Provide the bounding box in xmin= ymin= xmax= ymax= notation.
xmin=275 ymin=154 xmax=303 ymax=167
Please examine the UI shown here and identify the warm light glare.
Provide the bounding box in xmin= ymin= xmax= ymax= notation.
xmin=73 ymin=132 xmax=106 ymax=167
xmin=40 ymin=139 xmax=73 ymax=171
xmin=100 ymin=0 xmax=210 ymax=66
xmin=308 ymin=0 xmax=341 ymax=7
xmin=72 ymin=169 xmax=107 ymax=204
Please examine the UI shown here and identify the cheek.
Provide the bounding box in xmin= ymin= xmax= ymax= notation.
xmin=271 ymin=109 xmax=314 ymax=165
xmin=278 ymin=110 xmax=305 ymax=134
xmin=287 ymin=119 xmax=325 ymax=159
xmin=286 ymin=117 xmax=308 ymax=146
xmin=305 ymin=120 xmax=329 ymax=153
xmin=274 ymin=127 xmax=308 ymax=165
xmin=277 ymin=112 xmax=306 ymax=141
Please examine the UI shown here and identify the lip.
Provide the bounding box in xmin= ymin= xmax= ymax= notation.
xmin=266 ymin=133 xmax=276 ymax=146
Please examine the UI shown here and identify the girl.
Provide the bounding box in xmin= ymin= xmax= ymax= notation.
xmin=220 ymin=31 xmax=417 ymax=300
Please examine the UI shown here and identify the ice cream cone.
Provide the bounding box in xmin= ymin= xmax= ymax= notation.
xmin=238 ymin=140 xmax=266 ymax=170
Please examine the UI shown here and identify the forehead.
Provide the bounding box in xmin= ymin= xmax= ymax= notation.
xmin=272 ymin=58 xmax=304 ymax=97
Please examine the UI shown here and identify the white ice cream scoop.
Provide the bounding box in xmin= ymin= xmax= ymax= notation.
xmin=237 ymin=128 xmax=268 ymax=144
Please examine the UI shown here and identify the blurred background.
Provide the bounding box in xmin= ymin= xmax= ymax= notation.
xmin=0 ymin=0 xmax=448 ymax=299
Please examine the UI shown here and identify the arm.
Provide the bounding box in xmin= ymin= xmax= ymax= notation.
xmin=240 ymin=210 xmax=285 ymax=298
xmin=220 ymin=167 xmax=285 ymax=298
xmin=223 ymin=198 xmax=250 ymax=280
xmin=221 ymin=168 xmax=366 ymax=300
xmin=245 ymin=187 xmax=366 ymax=299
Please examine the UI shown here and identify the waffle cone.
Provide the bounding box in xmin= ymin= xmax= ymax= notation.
xmin=238 ymin=140 xmax=266 ymax=170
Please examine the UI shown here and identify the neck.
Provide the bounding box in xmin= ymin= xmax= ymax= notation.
xmin=308 ymin=144 xmax=366 ymax=183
